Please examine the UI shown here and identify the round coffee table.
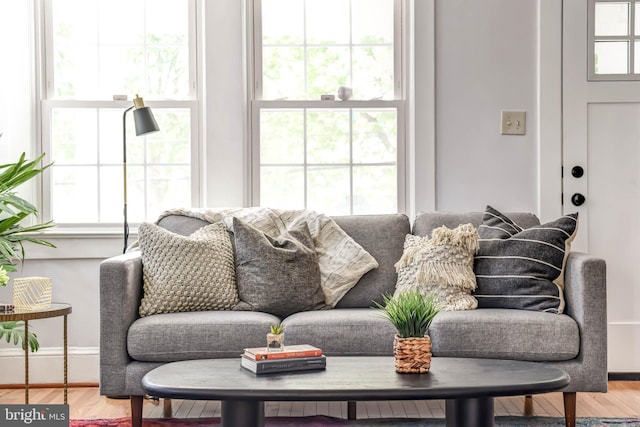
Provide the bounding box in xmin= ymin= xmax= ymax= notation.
xmin=140 ymin=356 xmax=569 ymax=427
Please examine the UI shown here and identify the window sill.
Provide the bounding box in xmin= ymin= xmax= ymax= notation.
xmin=24 ymin=228 xmax=136 ymax=260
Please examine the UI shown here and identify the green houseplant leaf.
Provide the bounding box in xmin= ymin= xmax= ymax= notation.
xmin=0 ymin=321 xmax=39 ymax=352
xmin=0 ymin=152 xmax=54 ymax=272
xmin=0 ymin=149 xmax=55 ymax=352
xmin=373 ymin=290 xmax=442 ymax=338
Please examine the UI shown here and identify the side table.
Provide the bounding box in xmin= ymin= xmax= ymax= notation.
xmin=0 ymin=303 xmax=72 ymax=404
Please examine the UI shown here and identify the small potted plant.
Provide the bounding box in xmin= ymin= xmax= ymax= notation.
xmin=373 ymin=290 xmax=442 ymax=373
xmin=267 ymin=323 xmax=285 ymax=352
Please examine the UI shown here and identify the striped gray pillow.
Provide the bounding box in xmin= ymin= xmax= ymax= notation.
xmin=473 ymin=206 xmax=578 ymax=314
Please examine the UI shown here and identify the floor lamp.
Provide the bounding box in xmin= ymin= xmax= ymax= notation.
xmin=122 ymin=94 xmax=160 ymax=253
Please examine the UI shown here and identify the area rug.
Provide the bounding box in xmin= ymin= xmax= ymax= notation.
xmin=70 ymin=416 xmax=640 ymax=427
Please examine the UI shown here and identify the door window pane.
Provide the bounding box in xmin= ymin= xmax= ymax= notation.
xmin=595 ymin=2 xmax=629 ymax=36
xmin=595 ymin=40 xmax=629 ymax=74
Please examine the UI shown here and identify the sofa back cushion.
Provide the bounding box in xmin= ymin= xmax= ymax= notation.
xmin=412 ymin=211 xmax=540 ymax=237
xmin=333 ymin=214 xmax=411 ymax=308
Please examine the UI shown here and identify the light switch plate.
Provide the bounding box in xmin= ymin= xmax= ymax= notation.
xmin=501 ymin=110 xmax=526 ymax=135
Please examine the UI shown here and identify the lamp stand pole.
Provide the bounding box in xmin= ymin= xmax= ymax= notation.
xmin=123 ymin=105 xmax=134 ymax=254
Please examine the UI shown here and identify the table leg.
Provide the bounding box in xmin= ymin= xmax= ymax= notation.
xmin=63 ymin=314 xmax=68 ymax=404
xmin=24 ymin=320 xmax=29 ymax=405
xmin=445 ymin=397 xmax=494 ymax=427
xmin=221 ymin=400 xmax=264 ymax=427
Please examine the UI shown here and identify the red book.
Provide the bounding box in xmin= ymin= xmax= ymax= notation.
xmin=243 ymin=344 xmax=323 ymax=361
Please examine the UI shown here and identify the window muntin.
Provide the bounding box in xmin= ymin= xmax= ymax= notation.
xmin=253 ymin=0 xmax=403 ymax=215
xmin=42 ymin=0 xmax=198 ymax=225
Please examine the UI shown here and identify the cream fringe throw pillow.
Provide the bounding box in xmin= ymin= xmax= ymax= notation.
xmin=393 ymin=223 xmax=479 ymax=311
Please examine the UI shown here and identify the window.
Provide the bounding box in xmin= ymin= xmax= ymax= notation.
xmin=251 ymin=0 xmax=404 ymax=215
xmin=589 ymin=0 xmax=640 ymax=79
xmin=41 ymin=0 xmax=199 ymax=225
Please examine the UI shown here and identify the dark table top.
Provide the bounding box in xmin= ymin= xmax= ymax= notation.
xmin=141 ymin=357 xmax=570 ymax=401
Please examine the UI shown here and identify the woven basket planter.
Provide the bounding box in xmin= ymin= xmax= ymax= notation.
xmin=393 ymin=334 xmax=432 ymax=374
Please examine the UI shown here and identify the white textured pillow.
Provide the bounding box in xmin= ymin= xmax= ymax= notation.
xmin=394 ymin=223 xmax=479 ymax=311
xmin=138 ymin=222 xmax=239 ymax=317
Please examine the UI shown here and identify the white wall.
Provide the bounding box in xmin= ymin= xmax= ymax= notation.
xmin=433 ymin=0 xmax=538 ymax=213
xmin=0 ymin=0 xmax=561 ymax=383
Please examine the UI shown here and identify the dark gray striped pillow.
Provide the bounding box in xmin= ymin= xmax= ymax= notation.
xmin=473 ymin=205 xmax=578 ymax=314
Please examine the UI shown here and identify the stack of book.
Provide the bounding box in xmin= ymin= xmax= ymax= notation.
xmin=241 ymin=344 xmax=326 ymax=374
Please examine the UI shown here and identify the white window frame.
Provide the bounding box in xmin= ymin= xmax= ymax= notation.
xmin=38 ymin=0 xmax=202 ymax=229
xmin=588 ymin=0 xmax=640 ymax=80
xmin=249 ymin=0 xmax=407 ymax=214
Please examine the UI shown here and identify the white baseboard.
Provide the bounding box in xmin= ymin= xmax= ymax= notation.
xmin=608 ymin=322 xmax=640 ymax=372
xmin=0 ymin=347 xmax=99 ymax=385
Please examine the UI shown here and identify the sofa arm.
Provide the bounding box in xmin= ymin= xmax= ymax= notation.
xmin=563 ymin=252 xmax=608 ymax=392
xmin=99 ymin=251 xmax=144 ymax=396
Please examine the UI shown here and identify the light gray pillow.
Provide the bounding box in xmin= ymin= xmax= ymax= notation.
xmin=138 ymin=222 xmax=239 ymax=317
xmin=233 ymin=217 xmax=326 ymax=318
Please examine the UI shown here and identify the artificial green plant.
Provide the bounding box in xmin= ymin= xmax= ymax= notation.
xmin=373 ymin=290 xmax=442 ymax=338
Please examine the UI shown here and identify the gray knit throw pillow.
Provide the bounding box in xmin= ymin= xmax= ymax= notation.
xmin=138 ymin=222 xmax=239 ymax=317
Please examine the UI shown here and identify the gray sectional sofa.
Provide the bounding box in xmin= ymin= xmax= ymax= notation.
xmin=99 ymin=211 xmax=607 ymax=425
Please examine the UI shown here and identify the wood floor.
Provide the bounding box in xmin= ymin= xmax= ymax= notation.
xmin=1 ymin=382 xmax=639 ymax=420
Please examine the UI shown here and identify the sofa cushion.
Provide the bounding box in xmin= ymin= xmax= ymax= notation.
xmin=137 ymin=222 xmax=239 ymax=317
xmin=474 ymin=206 xmax=578 ymax=314
xmin=333 ymin=214 xmax=411 ymax=308
xmin=127 ymin=310 xmax=281 ymax=362
xmin=282 ymin=309 xmax=398 ymax=356
xmin=428 ymin=308 xmax=579 ymax=361
xmin=233 ymin=217 xmax=326 ymax=318
xmin=394 ymin=223 xmax=479 ymax=311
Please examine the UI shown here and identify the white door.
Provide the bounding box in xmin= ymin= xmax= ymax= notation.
xmin=563 ymin=0 xmax=640 ymax=372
